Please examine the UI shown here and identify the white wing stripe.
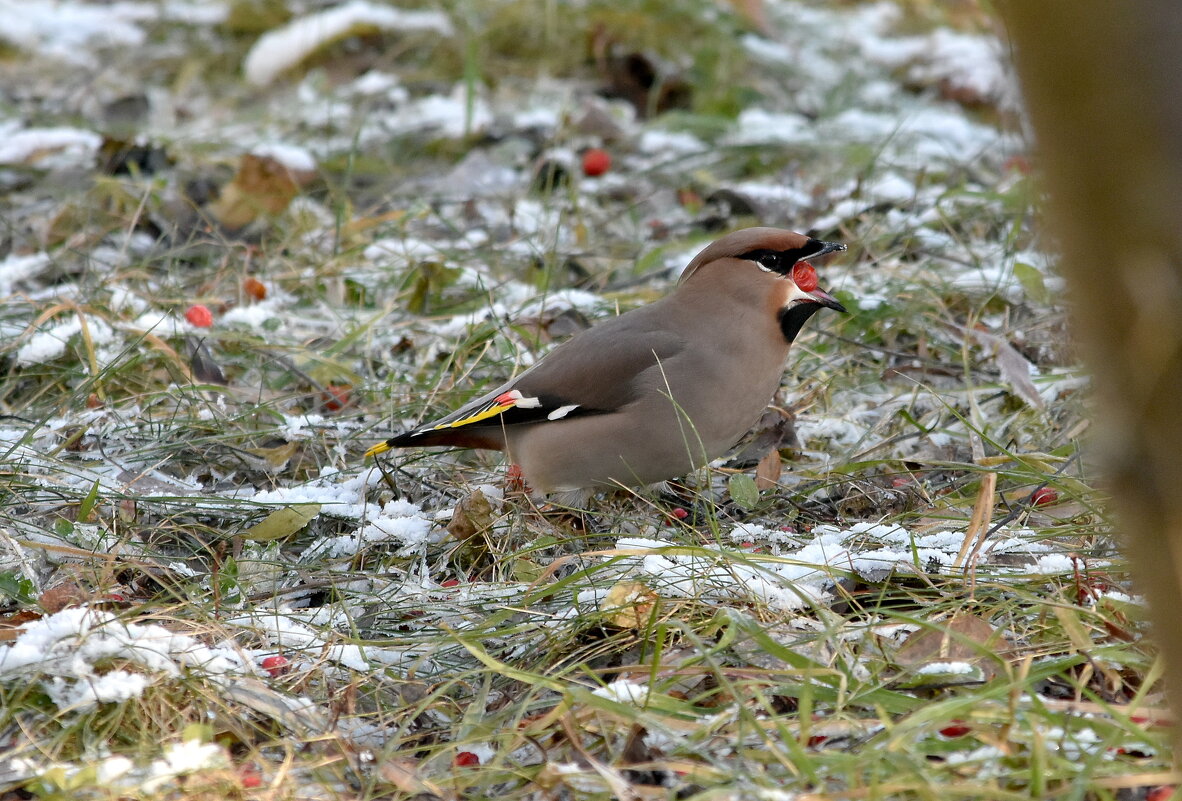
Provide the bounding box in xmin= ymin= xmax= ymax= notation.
xmin=547 ymin=404 xmax=580 ymax=420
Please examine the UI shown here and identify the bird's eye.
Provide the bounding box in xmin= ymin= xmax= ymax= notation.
xmin=739 ymin=248 xmax=800 ymax=274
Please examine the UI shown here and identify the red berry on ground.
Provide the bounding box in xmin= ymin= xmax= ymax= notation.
xmin=260 ymin=655 xmax=290 ymax=677
xmin=239 ymin=765 xmax=262 ymax=788
xmin=321 ymin=384 xmax=351 ymax=411
xmin=939 ymin=722 xmax=971 ymax=738
xmin=441 ymin=579 xmax=461 ymax=588
xmin=185 ymin=304 xmax=213 ymax=327
xmin=243 ymin=277 xmax=267 ymax=301
xmin=454 ymin=751 xmax=480 ymax=767
xmin=1031 ymin=487 xmax=1059 ymax=507
xmin=582 ymin=148 xmax=612 ymax=177
xmin=1146 ymin=787 xmax=1175 ymax=801
xmin=671 ymin=507 xmax=689 ymax=519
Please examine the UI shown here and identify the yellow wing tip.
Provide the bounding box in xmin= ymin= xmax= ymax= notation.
xmin=365 ymin=441 xmax=392 ymax=459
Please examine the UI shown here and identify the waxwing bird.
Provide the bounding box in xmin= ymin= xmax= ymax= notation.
xmin=366 ymin=227 xmax=846 ymax=500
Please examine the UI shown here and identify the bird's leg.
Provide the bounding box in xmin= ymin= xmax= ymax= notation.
xmin=504 ymin=463 xmax=529 ymax=498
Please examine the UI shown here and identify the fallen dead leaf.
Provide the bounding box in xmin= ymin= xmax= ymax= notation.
xmin=0 ymin=610 xmax=43 ymax=639
xmin=894 ymin=612 xmax=1010 ymax=680
xmin=206 ymin=153 xmax=315 ymax=230
xmin=755 ymin=448 xmax=782 ymax=489
xmin=240 ymin=503 xmax=321 ymax=541
xmin=38 ymin=582 xmax=90 ymax=613
xmin=447 ymin=489 xmax=495 ymax=541
xmin=959 ymin=324 xmax=1046 ymax=410
xmin=602 ymin=580 xmax=658 ymax=629
xmin=187 ymin=336 xmax=227 ymax=385
xmin=224 ymin=678 xmax=327 ymax=736
xmin=590 ymin=28 xmax=692 ymax=119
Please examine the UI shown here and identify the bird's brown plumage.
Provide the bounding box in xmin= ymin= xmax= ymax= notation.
xmin=367 ymin=227 xmax=846 ymax=499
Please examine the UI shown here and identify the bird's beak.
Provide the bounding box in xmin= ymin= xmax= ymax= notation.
xmin=785 ymin=281 xmax=847 ymax=312
xmin=804 ymin=287 xmax=847 ymax=313
xmin=807 ymin=239 xmax=847 ymax=259
xmin=801 ymin=240 xmax=846 ymax=311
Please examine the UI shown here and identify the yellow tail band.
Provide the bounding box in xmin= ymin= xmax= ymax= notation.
xmin=365 ymin=441 xmax=392 ymax=458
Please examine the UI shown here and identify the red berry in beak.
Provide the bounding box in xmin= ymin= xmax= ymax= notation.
xmin=792 ymin=261 xmax=818 ymax=292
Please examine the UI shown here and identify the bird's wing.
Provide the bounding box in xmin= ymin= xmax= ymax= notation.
xmin=370 ymin=314 xmax=685 ymax=453
xmin=514 ymin=315 xmax=686 ymax=414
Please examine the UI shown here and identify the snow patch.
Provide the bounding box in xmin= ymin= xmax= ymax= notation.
xmin=0 ymin=607 xmax=250 ymax=711
xmin=592 ymin=680 xmax=651 ymax=705
xmin=0 ymin=1 xmax=146 ymax=66
xmin=252 ymin=142 xmax=317 ymax=173
xmin=244 ymin=1 xmax=453 ymax=86
xmin=614 ymin=523 xmax=1085 ymax=612
xmin=15 ymin=315 xmax=115 ymax=367
xmin=0 ymin=253 xmax=53 ymax=297
xmin=0 ymin=127 xmax=102 ymax=169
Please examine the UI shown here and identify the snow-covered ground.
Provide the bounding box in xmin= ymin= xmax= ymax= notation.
xmin=0 ymin=0 xmax=1139 ymax=797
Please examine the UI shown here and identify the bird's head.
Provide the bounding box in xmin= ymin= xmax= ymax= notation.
xmin=679 ymin=227 xmax=847 ymax=342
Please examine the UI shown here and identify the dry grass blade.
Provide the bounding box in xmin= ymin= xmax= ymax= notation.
xmin=954 ymin=471 xmax=997 ymax=570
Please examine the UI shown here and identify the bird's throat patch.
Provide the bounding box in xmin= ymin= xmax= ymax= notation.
xmin=777 ymin=303 xmax=824 ymax=343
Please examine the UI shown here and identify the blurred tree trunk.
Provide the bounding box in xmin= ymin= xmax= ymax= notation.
xmin=1001 ymin=1 xmax=1182 ymax=754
